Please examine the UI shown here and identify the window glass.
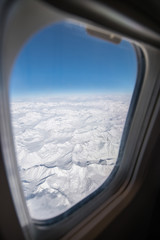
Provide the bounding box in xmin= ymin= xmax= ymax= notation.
xmin=9 ymin=21 xmax=137 ymax=220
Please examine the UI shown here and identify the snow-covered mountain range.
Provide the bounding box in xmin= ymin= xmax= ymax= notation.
xmin=10 ymin=94 xmax=131 ymax=219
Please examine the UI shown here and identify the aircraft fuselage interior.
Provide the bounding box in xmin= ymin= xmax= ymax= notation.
xmin=1 ymin=0 xmax=160 ymax=239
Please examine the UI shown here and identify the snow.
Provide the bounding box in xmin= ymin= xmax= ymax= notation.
xmin=10 ymin=94 xmax=131 ymax=220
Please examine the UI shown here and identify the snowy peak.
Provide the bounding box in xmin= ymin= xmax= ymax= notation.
xmin=10 ymin=94 xmax=131 ymax=219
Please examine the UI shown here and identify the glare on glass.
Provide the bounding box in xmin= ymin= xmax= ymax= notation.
xmin=9 ymin=21 xmax=137 ymax=220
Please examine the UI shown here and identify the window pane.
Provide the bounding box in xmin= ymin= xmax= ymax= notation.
xmin=9 ymin=21 xmax=137 ymax=220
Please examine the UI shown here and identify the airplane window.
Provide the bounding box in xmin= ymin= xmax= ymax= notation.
xmin=9 ymin=21 xmax=137 ymax=220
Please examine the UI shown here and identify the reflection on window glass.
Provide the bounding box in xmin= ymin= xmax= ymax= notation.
xmin=9 ymin=21 xmax=137 ymax=220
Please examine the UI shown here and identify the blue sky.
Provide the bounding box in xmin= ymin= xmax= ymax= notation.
xmin=10 ymin=21 xmax=137 ymax=98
